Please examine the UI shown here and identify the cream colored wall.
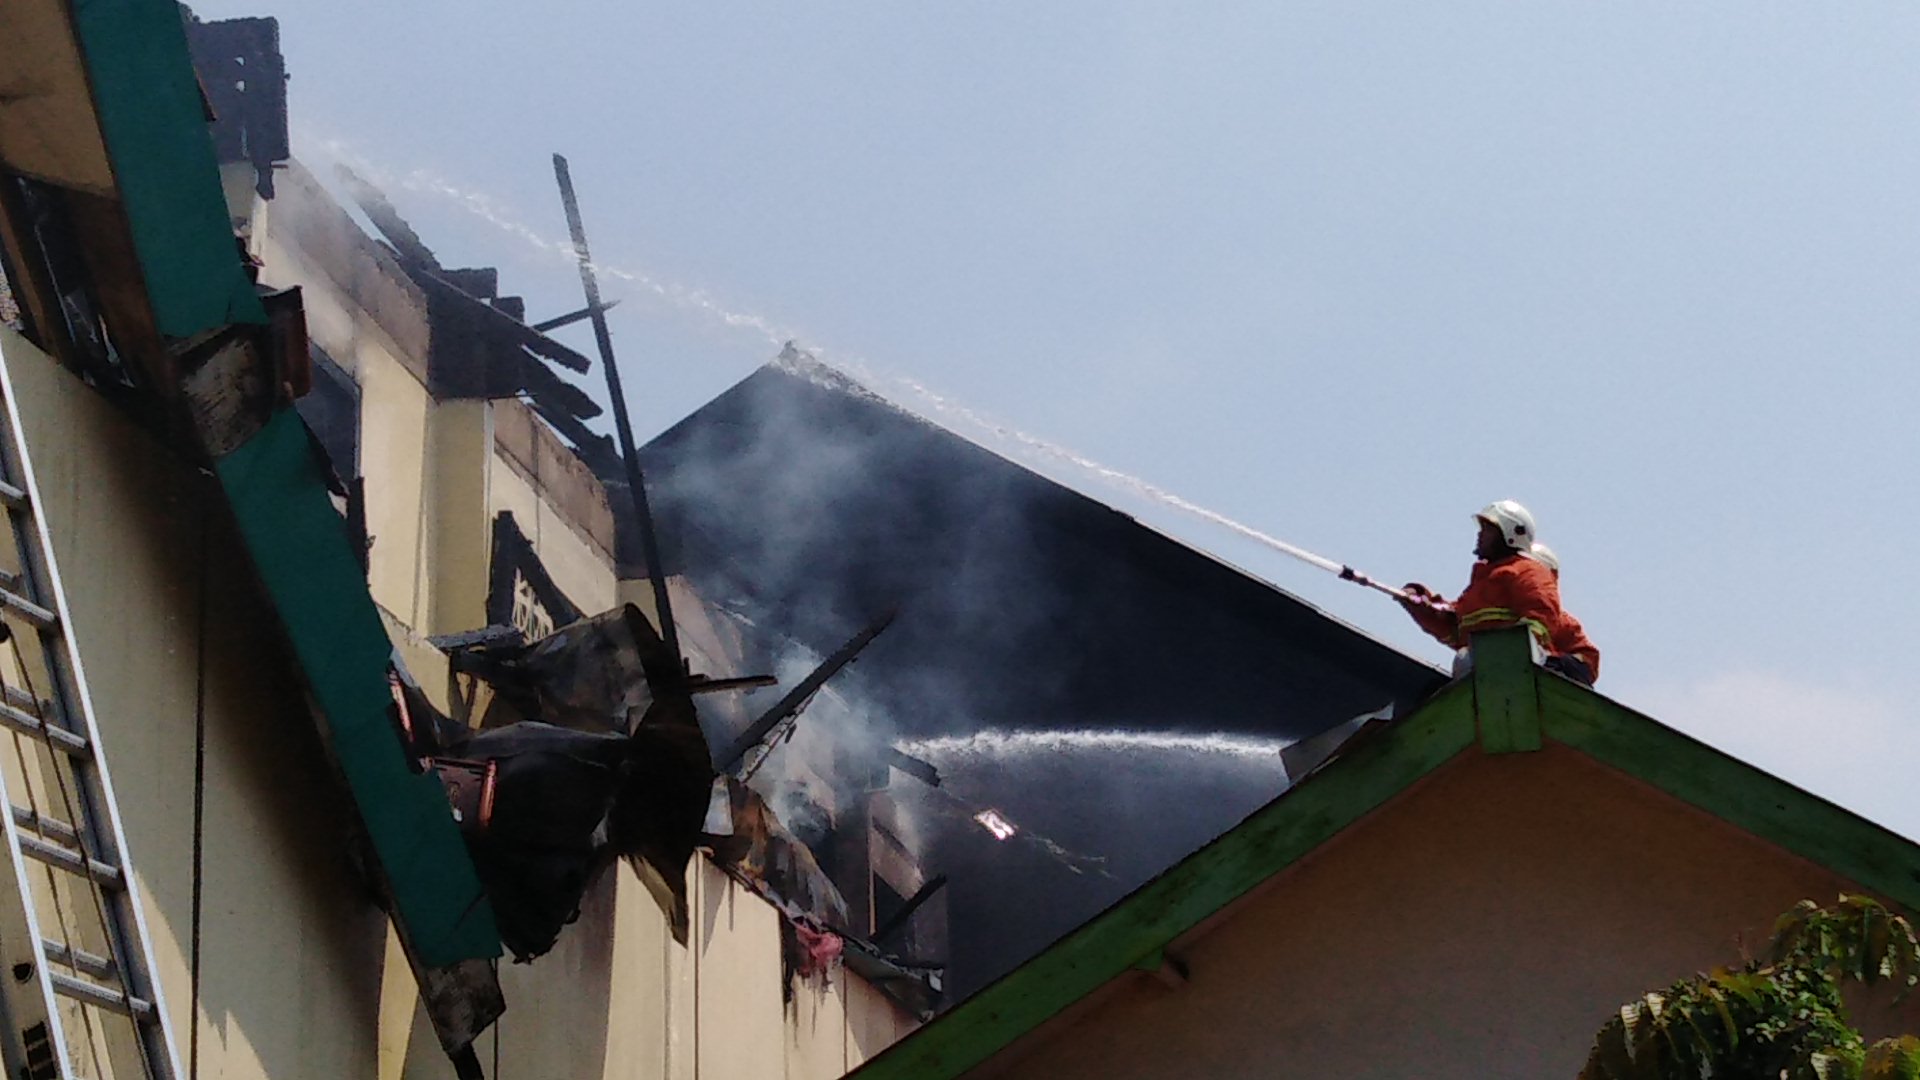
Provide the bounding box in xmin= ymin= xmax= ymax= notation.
xmin=845 ymin=974 xmax=918 ymax=1070
xmin=252 ymin=222 xmax=437 ymax=628
xmin=984 ymin=743 xmax=1920 ymax=1080
xmin=3 ymin=327 xmax=387 ymax=1079
xmin=695 ymin=859 xmax=788 ymax=1080
xmin=486 ymin=442 xmax=618 ymax=618
xmin=428 ymin=400 xmax=492 ymax=635
xmin=396 ymin=850 xmax=918 ymax=1080
xmin=359 ymin=350 xmax=438 ymax=625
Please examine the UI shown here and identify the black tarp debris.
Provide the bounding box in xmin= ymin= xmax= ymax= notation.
xmin=420 ymin=605 xmax=715 ymax=951
xmin=449 ymin=605 xmax=664 ymax=734
xmin=445 ymin=722 xmax=627 ymax=960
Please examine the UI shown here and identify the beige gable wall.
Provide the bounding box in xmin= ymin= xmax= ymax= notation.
xmin=985 ymin=744 xmax=1920 ymax=1080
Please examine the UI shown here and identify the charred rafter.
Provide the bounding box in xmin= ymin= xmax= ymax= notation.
xmin=718 ymin=610 xmax=897 ymax=774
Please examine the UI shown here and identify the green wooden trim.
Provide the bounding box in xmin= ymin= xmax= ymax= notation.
xmin=1471 ymin=627 xmax=1541 ymax=753
xmin=71 ymin=0 xmax=267 ymax=338
xmin=1539 ymin=678 xmax=1920 ymax=912
xmin=852 ymin=684 xmax=1477 ymax=1080
xmin=1131 ymin=947 xmax=1166 ymax=973
xmin=62 ymin=0 xmax=495 ymax=965
xmin=217 ymin=410 xmax=499 ymax=965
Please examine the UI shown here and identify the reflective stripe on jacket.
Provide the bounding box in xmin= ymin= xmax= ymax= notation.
xmin=1446 ymin=554 xmax=1561 ymax=651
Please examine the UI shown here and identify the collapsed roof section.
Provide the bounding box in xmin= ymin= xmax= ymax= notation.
xmin=180 ymin=11 xmax=287 ymax=199
xmin=331 ymin=167 xmax=618 ymax=472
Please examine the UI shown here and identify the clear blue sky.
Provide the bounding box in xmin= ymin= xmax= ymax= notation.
xmin=197 ymin=1 xmax=1920 ymax=833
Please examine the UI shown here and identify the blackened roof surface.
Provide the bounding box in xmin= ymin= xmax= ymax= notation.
xmin=642 ymin=357 xmax=1442 ymax=742
xmin=640 ymin=355 xmax=1446 ymax=996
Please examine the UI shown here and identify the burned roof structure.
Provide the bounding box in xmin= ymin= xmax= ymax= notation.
xmin=331 ymin=166 xmax=617 ymax=471
xmin=639 ymin=350 xmax=1447 ymax=998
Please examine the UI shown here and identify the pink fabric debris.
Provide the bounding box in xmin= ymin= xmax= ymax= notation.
xmin=793 ymin=921 xmax=843 ymax=978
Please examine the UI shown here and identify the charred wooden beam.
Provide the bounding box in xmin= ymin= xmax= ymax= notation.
xmin=336 ymin=164 xmax=441 ymax=270
xmin=337 ymin=166 xmax=594 ymax=378
xmin=686 ymin=673 xmax=778 ymax=696
xmin=873 ymin=874 xmax=948 ymax=946
xmin=716 ymin=610 xmax=896 ymax=773
xmin=531 ymin=299 xmax=619 ymax=333
xmin=413 ymin=268 xmax=594 ymax=376
xmin=883 ymin=746 xmax=941 ymax=787
xmin=552 ymin=152 xmax=680 ymax=667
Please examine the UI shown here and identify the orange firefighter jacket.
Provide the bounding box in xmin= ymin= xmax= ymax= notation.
xmin=1549 ymin=608 xmax=1602 ymax=681
xmin=1407 ymin=553 xmax=1562 ymax=652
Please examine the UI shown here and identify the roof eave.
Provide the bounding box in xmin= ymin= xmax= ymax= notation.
xmin=850 ymin=677 xmax=1479 ymax=1079
xmin=858 ymin=627 xmax=1920 ymax=1079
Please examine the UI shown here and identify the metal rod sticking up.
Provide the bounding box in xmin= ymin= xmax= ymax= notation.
xmin=551 ymin=153 xmax=682 ymax=667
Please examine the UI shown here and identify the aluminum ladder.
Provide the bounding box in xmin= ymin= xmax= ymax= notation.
xmin=0 ymin=363 xmax=180 ymax=1079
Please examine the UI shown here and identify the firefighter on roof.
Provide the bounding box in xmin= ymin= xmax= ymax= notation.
xmin=1397 ymin=500 xmax=1598 ymax=686
xmin=1523 ymin=542 xmax=1601 ymax=685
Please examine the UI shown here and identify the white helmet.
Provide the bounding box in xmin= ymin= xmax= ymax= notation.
xmin=1475 ymin=500 xmax=1537 ymax=552
xmin=1527 ymin=542 xmax=1560 ymax=574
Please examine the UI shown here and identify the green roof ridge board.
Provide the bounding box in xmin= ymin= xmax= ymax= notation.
xmin=853 ymin=678 xmax=1479 ymax=1080
xmin=858 ymin=627 xmax=1920 ymax=1079
xmin=1473 ymin=629 xmax=1920 ymax=912
xmin=71 ymin=0 xmax=267 ymax=337
xmin=71 ymin=0 xmax=500 ymax=965
xmin=1539 ymin=677 xmax=1920 ymax=913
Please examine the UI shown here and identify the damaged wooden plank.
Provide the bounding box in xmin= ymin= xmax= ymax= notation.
xmin=70 ymin=0 xmax=267 ymax=337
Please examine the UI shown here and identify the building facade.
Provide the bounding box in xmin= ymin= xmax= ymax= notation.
xmin=0 ymin=3 xmax=928 ymax=1076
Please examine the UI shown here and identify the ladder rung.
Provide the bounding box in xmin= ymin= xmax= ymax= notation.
xmin=0 ymin=587 xmax=56 ymax=633
xmin=0 ymin=683 xmax=40 ymax=711
xmin=0 ymin=700 xmax=89 ymax=757
xmin=46 ymin=970 xmax=152 ymax=1021
xmin=0 ymin=477 xmax=25 ymax=511
xmin=42 ymin=938 xmax=116 ymax=982
xmin=12 ymin=806 xmax=77 ymax=847
xmin=16 ymin=832 xmax=123 ymax=890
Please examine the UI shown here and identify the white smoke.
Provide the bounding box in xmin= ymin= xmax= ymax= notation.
xmin=296 ymin=130 xmax=1357 ymax=588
